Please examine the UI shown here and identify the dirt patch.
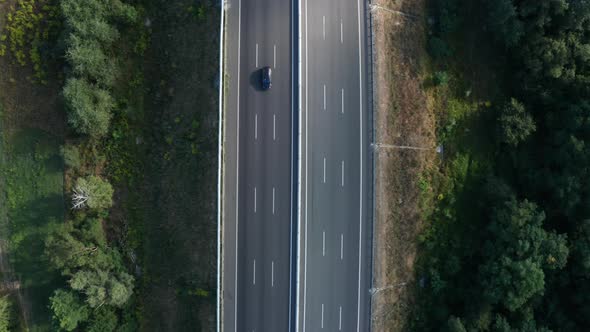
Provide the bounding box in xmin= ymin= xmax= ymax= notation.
xmin=370 ymin=1 xmax=437 ymax=331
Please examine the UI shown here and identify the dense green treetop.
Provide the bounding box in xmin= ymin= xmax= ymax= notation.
xmin=49 ymin=289 xmax=90 ymax=331
xmin=64 ymin=78 xmax=114 ymax=138
xmin=74 ymin=175 xmax=114 ymax=211
xmin=69 ymin=268 xmax=134 ymax=308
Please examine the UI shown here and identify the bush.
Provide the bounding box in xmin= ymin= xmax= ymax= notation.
xmin=61 ymin=144 xmax=82 ymax=169
xmin=433 ymin=71 xmax=450 ymax=86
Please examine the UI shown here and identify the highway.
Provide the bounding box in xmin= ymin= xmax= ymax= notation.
xmin=297 ymin=0 xmax=372 ymax=331
xmin=221 ymin=0 xmax=295 ymax=331
xmin=221 ymin=0 xmax=371 ymax=330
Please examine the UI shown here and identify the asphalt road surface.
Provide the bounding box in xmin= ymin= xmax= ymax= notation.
xmin=222 ymin=0 xmax=295 ymax=331
xmin=297 ymin=0 xmax=372 ymax=331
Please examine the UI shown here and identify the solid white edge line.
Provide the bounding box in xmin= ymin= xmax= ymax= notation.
xmin=216 ymin=0 xmax=225 ymax=330
xmin=302 ymin=0 xmax=309 ymax=329
xmin=289 ymin=0 xmax=298 ymax=327
xmin=234 ymin=0 xmax=242 ymax=330
xmin=356 ymin=0 xmax=364 ymax=330
xmin=295 ymin=0 xmax=303 ymax=327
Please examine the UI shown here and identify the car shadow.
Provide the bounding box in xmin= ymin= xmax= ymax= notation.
xmin=249 ymin=69 xmax=263 ymax=91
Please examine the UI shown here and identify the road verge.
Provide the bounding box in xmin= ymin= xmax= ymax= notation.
xmin=369 ymin=0 xmax=437 ymax=331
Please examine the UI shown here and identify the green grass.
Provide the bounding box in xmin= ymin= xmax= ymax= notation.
xmin=1 ymin=126 xmax=64 ymax=331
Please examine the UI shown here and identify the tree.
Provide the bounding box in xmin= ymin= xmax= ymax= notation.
xmin=87 ymin=307 xmax=118 ymax=332
xmin=50 ymin=289 xmax=90 ymax=331
xmin=61 ymin=0 xmax=119 ymax=43
xmin=572 ymin=220 xmax=590 ymax=278
xmin=60 ymin=0 xmax=137 ymax=43
xmin=79 ymin=216 xmax=107 ymax=247
xmin=69 ymin=269 xmax=134 ymax=308
xmin=63 ymin=78 xmax=113 ymax=138
xmin=481 ymin=257 xmax=545 ymax=311
xmin=0 ymin=296 xmax=14 ymax=332
xmin=45 ymin=225 xmax=97 ymax=273
xmin=497 ymin=98 xmax=536 ymax=146
xmin=66 ymin=35 xmax=116 ymax=87
xmin=72 ymin=175 xmax=114 ymax=211
xmin=45 ymin=219 xmax=117 ymax=274
xmin=447 ymin=316 xmax=467 ymax=332
xmin=486 ymin=0 xmax=524 ymax=47
xmin=479 ymin=199 xmax=568 ymax=311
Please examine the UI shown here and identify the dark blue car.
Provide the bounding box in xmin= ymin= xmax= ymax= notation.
xmin=261 ymin=66 xmax=272 ymax=90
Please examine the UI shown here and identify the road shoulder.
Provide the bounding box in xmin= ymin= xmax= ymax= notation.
xmin=370 ymin=0 xmax=437 ymax=331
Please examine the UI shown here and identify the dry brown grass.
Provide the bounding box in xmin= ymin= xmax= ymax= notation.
xmin=370 ymin=1 xmax=437 ymax=331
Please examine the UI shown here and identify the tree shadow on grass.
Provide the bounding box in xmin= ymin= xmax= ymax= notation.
xmin=3 ymin=128 xmax=65 ymax=331
xmin=9 ymin=195 xmax=65 ymax=330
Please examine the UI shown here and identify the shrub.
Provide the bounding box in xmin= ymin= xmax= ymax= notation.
xmin=433 ymin=71 xmax=450 ymax=86
xmin=61 ymin=144 xmax=82 ymax=169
